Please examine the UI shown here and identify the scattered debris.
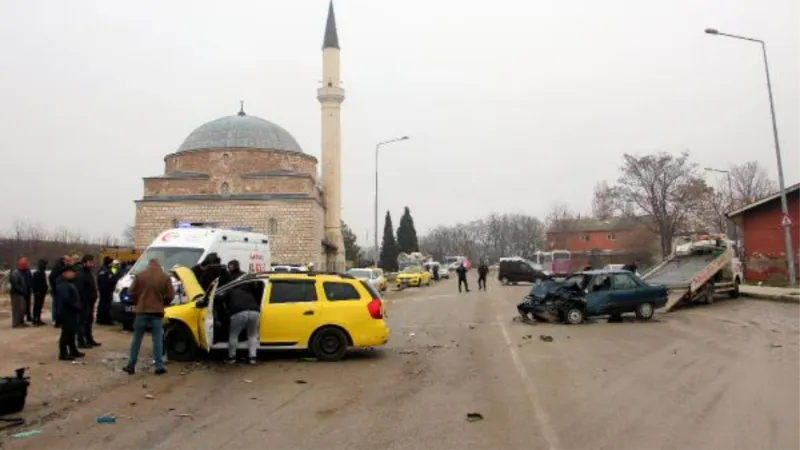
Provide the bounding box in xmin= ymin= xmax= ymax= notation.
xmin=466 ymin=412 xmax=484 ymax=423
xmin=71 ymin=360 xmax=87 ymax=365
xmin=771 ymin=329 xmax=779 ymax=333
xmin=294 ymin=380 xmax=308 ymax=384
xmin=41 ymin=401 xmax=49 ymax=407
xmin=250 ymin=397 xmax=259 ymax=401
xmin=141 ymin=383 xmax=148 ymax=389
xmin=37 ymin=362 xmax=46 ymax=366
xmin=145 ymin=394 xmax=155 ymax=400
xmin=673 ymin=349 xmax=678 ymax=355
xmin=96 ymin=416 xmax=116 ymax=424
xmin=539 ymin=335 xmax=554 ymax=343
xmin=427 ymin=345 xmax=443 ymax=350
xmin=11 ymin=430 xmax=41 ymax=439
xmin=168 ymin=408 xmax=176 ymax=412
xmin=522 ymin=335 xmax=532 ymax=340
xmin=770 ymin=343 xmax=783 ymax=348
xmin=566 ymin=336 xmax=571 ymax=339
xmin=408 ymin=332 xmax=416 ymax=338
xmin=130 ymin=402 xmax=137 ymax=406
xmin=468 ymin=325 xmax=475 ymax=330
xmin=399 ymin=350 xmax=418 ymax=355
xmin=176 ymin=413 xmax=193 ymax=418
xmin=242 ymin=379 xmax=253 ymax=384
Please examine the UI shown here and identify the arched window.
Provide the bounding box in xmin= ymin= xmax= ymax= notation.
xmin=268 ymin=218 xmax=278 ymax=235
xmin=222 ymin=153 xmax=231 ymax=164
xmin=219 ymin=182 xmax=230 ymax=196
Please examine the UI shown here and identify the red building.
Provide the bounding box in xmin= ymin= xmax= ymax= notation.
xmin=546 ymin=217 xmax=657 ymax=271
xmin=728 ymin=183 xmax=800 ymax=284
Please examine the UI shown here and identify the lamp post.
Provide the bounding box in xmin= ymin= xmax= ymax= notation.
xmin=374 ymin=136 xmax=409 ymax=267
xmin=705 ymin=28 xmax=796 ymax=284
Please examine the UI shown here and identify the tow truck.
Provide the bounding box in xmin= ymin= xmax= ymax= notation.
xmin=641 ymin=235 xmax=743 ymax=312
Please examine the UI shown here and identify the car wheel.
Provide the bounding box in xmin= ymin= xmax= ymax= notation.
xmin=635 ymin=302 xmax=655 ymax=320
xmin=122 ymin=319 xmax=134 ymax=331
xmin=565 ymin=307 xmax=584 ymax=325
xmin=500 ymin=276 xmax=509 ymax=285
xmin=729 ymin=280 xmax=740 ymax=299
xmin=311 ymin=327 xmax=349 ymax=362
xmin=165 ymin=323 xmax=199 ymax=362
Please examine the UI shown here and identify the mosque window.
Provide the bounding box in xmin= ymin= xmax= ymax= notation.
xmin=222 ymin=153 xmax=231 ymax=164
xmin=268 ymin=218 xmax=279 ymax=235
xmin=219 ymin=182 xmax=230 ymax=196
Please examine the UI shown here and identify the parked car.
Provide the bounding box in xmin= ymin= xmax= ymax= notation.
xmin=347 ymin=268 xmax=387 ymax=292
xmin=163 ymin=268 xmax=388 ymax=362
xmin=518 ymin=270 xmax=668 ymax=324
xmin=395 ymin=265 xmax=431 ymax=288
xmin=498 ymin=257 xmax=550 ymax=285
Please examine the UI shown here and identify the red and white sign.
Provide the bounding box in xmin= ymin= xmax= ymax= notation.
xmin=781 ymin=214 xmax=793 ymax=227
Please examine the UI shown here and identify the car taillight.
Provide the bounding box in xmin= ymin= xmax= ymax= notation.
xmin=367 ymin=299 xmax=383 ymax=320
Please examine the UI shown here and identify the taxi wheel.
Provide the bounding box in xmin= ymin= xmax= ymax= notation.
xmin=311 ymin=327 xmax=349 ymax=362
xmin=165 ymin=323 xmax=198 ymax=362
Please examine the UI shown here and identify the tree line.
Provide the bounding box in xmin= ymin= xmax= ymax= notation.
xmin=416 ymin=152 xmax=775 ymax=262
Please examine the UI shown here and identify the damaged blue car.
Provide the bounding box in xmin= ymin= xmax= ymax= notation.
xmin=517 ymin=270 xmax=668 ymax=324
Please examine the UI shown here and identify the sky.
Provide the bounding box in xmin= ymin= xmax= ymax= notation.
xmin=1 ymin=0 xmax=798 ymax=246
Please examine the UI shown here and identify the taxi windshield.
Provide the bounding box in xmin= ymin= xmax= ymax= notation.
xmin=403 ymin=266 xmax=421 ymax=274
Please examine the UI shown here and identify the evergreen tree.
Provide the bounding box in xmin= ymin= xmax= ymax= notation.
xmin=379 ymin=211 xmax=399 ymax=271
xmin=341 ymin=220 xmax=361 ymax=265
xmin=396 ymin=206 xmax=420 ymax=253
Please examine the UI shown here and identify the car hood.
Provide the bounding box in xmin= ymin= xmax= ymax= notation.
xmin=397 ymin=273 xmax=421 ymax=278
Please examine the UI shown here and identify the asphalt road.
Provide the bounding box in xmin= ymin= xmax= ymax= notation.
xmin=1 ymin=279 xmax=798 ymax=449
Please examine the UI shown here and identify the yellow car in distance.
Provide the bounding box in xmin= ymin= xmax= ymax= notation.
xmin=162 ymin=267 xmax=389 ymax=362
xmin=395 ymin=265 xmax=431 ymax=288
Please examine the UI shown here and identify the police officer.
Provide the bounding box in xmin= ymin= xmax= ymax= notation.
xmin=96 ymin=257 xmax=122 ymax=325
xmin=75 ymin=255 xmax=100 ymax=348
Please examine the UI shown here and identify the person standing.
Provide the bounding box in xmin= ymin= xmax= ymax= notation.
xmin=9 ymin=257 xmax=32 ymax=328
xmin=49 ymin=255 xmax=71 ymax=327
xmin=477 ymin=261 xmax=489 ymax=291
xmin=75 ymin=255 xmax=100 ymax=348
xmin=122 ymin=258 xmax=175 ymax=375
xmin=96 ymin=257 xmax=121 ymax=325
xmin=456 ymin=263 xmax=470 ymax=293
xmin=31 ymin=260 xmax=49 ymax=326
xmin=57 ymin=265 xmax=85 ymax=361
xmin=227 ymin=259 xmax=245 ymax=280
xmin=224 ymin=283 xmax=261 ymax=365
xmin=21 ymin=263 xmax=33 ymax=323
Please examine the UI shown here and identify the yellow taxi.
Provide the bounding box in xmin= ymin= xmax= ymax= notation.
xmin=162 ymin=268 xmax=389 ymax=362
xmin=395 ymin=265 xmax=431 ymax=288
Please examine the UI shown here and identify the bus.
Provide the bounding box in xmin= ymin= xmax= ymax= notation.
xmin=530 ymin=251 xmax=553 ymax=274
xmin=551 ymin=250 xmax=572 ymax=276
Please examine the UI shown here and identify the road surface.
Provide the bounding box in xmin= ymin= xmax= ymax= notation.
xmin=1 ymin=279 xmax=798 ymax=449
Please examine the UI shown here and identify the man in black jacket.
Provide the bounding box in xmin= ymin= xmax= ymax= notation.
xmin=75 ymin=255 xmax=100 ymax=348
xmin=49 ymin=254 xmax=71 ymax=327
xmin=227 ymin=259 xmax=245 ymax=280
xmin=31 ymin=260 xmax=49 ymax=326
xmin=95 ymin=257 xmax=121 ymax=325
xmin=9 ymin=257 xmax=32 ymax=328
xmin=56 ymin=265 xmax=85 ymax=361
xmin=477 ymin=261 xmax=489 ymax=291
xmin=456 ymin=263 xmax=470 ymax=293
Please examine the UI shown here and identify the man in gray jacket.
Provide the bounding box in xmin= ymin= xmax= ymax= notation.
xmin=9 ymin=257 xmax=32 ymax=328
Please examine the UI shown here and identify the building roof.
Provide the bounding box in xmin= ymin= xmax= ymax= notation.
xmin=323 ymin=0 xmax=339 ymax=50
xmin=727 ymin=182 xmax=800 ymax=218
xmin=175 ymin=111 xmax=303 ymax=154
xmin=548 ymin=216 xmax=648 ymax=233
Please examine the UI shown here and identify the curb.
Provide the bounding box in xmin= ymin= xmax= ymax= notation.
xmin=741 ymin=291 xmax=800 ymax=305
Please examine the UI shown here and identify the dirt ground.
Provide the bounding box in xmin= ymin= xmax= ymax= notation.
xmin=0 ymin=281 xmax=798 ymax=449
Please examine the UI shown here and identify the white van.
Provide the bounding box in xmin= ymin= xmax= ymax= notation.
xmin=111 ymin=227 xmax=271 ymax=330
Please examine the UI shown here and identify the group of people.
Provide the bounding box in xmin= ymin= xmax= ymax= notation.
xmin=8 ymin=254 xmax=126 ymax=361
xmin=453 ymin=261 xmax=491 ymax=293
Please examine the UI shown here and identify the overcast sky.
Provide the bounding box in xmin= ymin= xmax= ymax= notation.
xmin=1 ymin=0 xmax=798 ymax=245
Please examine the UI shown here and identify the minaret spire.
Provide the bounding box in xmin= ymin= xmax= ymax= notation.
xmin=323 ymin=0 xmax=340 ymax=50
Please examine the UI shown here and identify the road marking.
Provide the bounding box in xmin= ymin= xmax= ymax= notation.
xmin=497 ymin=315 xmax=561 ymax=450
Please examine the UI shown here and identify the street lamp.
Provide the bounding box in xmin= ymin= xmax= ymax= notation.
xmin=705 ymin=28 xmax=796 ymax=284
xmin=374 ymin=136 xmax=410 ymax=267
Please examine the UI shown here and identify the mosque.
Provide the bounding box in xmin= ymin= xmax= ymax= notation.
xmin=133 ymin=1 xmax=346 ymax=271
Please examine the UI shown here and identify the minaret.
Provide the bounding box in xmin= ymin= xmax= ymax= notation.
xmin=317 ymin=0 xmax=346 ymax=272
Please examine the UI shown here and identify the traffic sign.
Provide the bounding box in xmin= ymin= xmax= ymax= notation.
xmin=781 ymin=214 xmax=793 ymax=227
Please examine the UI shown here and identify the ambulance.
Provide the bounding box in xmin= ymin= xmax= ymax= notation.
xmin=110 ymin=227 xmax=271 ymax=330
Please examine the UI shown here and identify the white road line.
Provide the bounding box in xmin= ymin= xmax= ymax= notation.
xmin=497 ymin=315 xmax=561 ymax=450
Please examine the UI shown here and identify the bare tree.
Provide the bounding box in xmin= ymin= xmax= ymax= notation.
xmin=122 ymin=225 xmax=135 ymax=247
xmin=545 ymin=202 xmax=576 ymax=232
xmin=591 ymin=181 xmax=618 ymax=219
xmin=729 ymin=161 xmax=776 ymax=207
xmin=615 ymin=151 xmax=710 ymax=257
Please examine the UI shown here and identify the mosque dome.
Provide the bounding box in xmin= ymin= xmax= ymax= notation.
xmin=176 ymin=109 xmax=303 ymax=154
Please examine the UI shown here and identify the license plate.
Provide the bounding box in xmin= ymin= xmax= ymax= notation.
xmin=124 ymin=305 xmax=135 ymax=313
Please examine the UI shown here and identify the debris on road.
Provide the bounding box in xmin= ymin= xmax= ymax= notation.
xmin=466 ymin=412 xmax=484 ymax=422
xmin=523 ymin=335 xmax=532 ymax=340
xmin=539 ymin=335 xmax=554 ymax=343
xmin=11 ymin=430 xmax=41 ymax=439
xmin=243 ymin=379 xmax=253 ymax=383
xmin=770 ymin=343 xmax=783 ymax=348
xmin=294 ymin=380 xmax=308 ymax=384
xmin=408 ymin=332 xmax=416 ymax=338
xmin=176 ymin=413 xmax=193 ymax=418
xmin=144 ymin=394 xmax=155 ymax=400
xmin=399 ymin=350 xmax=418 ymax=355
xmin=96 ymin=416 xmax=116 ymax=424
xmin=468 ymin=325 xmax=475 ymax=330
